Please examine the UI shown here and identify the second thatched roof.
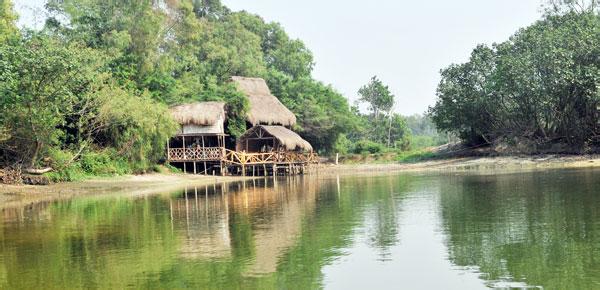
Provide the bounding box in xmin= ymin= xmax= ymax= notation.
xmin=239 ymin=125 xmax=313 ymax=151
xmin=169 ymin=102 xmax=226 ymax=126
xmin=231 ymin=76 xmax=297 ymax=127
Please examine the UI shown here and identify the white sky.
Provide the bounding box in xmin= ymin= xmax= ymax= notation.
xmin=16 ymin=0 xmax=544 ymax=115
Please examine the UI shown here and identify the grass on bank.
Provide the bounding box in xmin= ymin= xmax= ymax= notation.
xmin=43 ymin=149 xmax=181 ymax=183
xmin=336 ymin=148 xmax=440 ymax=165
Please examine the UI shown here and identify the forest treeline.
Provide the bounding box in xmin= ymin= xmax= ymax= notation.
xmin=0 ymin=0 xmax=427 ymax=180
xmin=429 ymin=1 xmax=600 ymax=153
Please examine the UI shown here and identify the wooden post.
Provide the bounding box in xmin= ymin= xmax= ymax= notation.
xmin=263 ymin=164 xmax=267 ymax=176
xmin=193 ymin=162 xmax=197 ymax=174
xmin=166 ymin=140 xmax=170 ymax=161
xmin=201 ymin=135 xmax=207 ymax=175
xmin=335 ymin=153 xmax=339 ymax=165
xmin=273 ymin=164 xmax=277 ymax=177
xmin=183 ymin=162 xmax=187 ymax=173
xmin=242 ymin=165 xmax=246 ymax=176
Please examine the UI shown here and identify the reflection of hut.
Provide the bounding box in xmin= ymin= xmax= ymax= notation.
xmin=227 ymin=179 xmax=319 ymax=275
xmin=236 ymin=125 xmax=313 ymax=153
xmin=231 ymin=76 xmax=312 ymax=154
xmin=171 ymin=187 xmax=232 ymax=260
xmin=167 ymin=102 xmax=227 ymax=174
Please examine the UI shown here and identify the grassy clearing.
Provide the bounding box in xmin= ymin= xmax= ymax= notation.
xmin=395 ymin=150 xmax=439 ymax=163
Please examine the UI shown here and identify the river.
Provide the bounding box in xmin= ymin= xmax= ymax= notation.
xmin=1 ymin=168 xmax=600 ymax=289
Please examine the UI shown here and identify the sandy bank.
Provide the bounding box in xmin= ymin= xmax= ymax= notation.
xmin=315 ymin=154 xmax=600 ymax=176
xmin=0 ymin=173 xmax=253 ymax=210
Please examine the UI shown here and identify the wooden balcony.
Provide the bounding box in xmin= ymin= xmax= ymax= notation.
xmin=168 ymin=147 xmax=224 ymax=162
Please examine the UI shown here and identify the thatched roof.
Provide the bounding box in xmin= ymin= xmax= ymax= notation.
xmin=240 ymin=125 xmax=313 ymax=151
xmin=169 ymin=102 xmax=226 ymax=126
xmin=231 ymin=76 xmax=297 ymax=126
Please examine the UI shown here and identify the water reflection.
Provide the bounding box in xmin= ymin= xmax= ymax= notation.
xmin=440 ymin=169 xmax=600 ymax=289
xmin=1 ymin=169 xmax=600 ymax=289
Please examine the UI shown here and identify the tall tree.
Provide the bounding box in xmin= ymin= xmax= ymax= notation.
xmin=0 ymin=0 xmax=18 ymax=42
xmin=357 ymin=76 xmax=403 ymax=146
xmin=358 ymin=76 xmax=395 ymax=118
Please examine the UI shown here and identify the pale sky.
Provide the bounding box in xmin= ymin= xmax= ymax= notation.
xmin=16 ymin=0 xmax=544 ymax=115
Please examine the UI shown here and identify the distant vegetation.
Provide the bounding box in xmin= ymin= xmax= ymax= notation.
xmin=429 ymin=1 xmax=600 ymax=153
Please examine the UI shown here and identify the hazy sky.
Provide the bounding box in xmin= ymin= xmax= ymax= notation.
xmin=16 ymin=0 xmax=544 ymax=115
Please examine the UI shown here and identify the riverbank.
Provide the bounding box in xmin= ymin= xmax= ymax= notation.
xmin=0 ymin=173 xmax=253 ymax=210
xmin=317 ymin=154 xmax=600 ymax=176
xmin=2 ymin=154 xmax=600 ymax=209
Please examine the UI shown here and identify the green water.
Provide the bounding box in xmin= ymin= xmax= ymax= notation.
xmin=1 ymin=169 xmax=600 ymax=289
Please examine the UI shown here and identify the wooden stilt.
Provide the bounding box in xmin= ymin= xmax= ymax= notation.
xmin=263 ymin=164 xmax=267 ymax=176
xmin=201 ymin=136 xmax=207 ymax=175
xmin=184 ymin=162 xmax=187 ymax=174
xmin=193 ymin=162 xmax=197 ymax=174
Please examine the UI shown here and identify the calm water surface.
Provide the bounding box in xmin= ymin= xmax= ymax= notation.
xmin=2 ymin=169 xmax=600 ymax=289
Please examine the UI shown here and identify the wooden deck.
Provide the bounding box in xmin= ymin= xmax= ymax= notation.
xmin=167 ymin=147 xmax=318 ymax=176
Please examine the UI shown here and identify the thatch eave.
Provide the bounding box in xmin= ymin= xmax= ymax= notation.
xmin=240 ymin=125 xmax=313 ymax=152
xmin=169 ymin=102 xmax=226 ymax=126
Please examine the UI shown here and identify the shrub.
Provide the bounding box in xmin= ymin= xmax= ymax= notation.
xmin=353 ymin=140 xmax=385 ymax=154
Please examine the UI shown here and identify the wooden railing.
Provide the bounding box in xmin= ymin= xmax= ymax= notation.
xmin=223 ymin=149 xmax=318 ymax=165
xmin=168 ymin=147 xmax=318 ymax=165
xmin=168 ymin=147 xmax=224 ymax=161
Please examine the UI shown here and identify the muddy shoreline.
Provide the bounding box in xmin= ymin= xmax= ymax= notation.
xmin=317 ymin=154 xmax=600 ymax=176
xmin=2 ymin=155 xmax=599 ymax=209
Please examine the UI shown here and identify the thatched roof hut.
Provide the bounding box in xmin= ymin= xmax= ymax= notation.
xmin=231 ymin=76 xmax=297 ymax=127
xmin=170 ymin=102 xmax=226 ymax=126
xmin=237 ymin=125 xmax=313 ymax=152
xmin=169 ymin=102 xmax=226 ymax=135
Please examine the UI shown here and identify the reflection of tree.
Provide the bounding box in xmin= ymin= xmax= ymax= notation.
xmin=0 ymin=197 xmax=179 ymax=289
xmin=366 ymin=177 xmax=411 ymax=260
xmin=440 ymin=170 xmax=600 ymax=289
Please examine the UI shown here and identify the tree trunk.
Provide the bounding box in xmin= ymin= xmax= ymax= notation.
xmin=387 ymin=112 xmax=393 ymax=147
xmin=30 ymin=140 xmax=42 ymax=168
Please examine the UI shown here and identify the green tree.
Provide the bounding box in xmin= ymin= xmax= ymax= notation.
xmin=430 ymin=11 xmax=600 ymax=150
xmin=0 ymin=0 xmax=18 ymax=42
xmin=358 ymin=76 xmax=395 ymax=118
xmin=0 ymin=33 xmax=175 ymax=171
xmin=355 ymin=76 xmax=410 ymax=148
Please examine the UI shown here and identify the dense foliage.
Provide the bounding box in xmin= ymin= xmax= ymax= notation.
xmin=429 ymin=8 xmax=600 ymax=151
xmin=0 ymin=0 xmax=414 ymax=179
